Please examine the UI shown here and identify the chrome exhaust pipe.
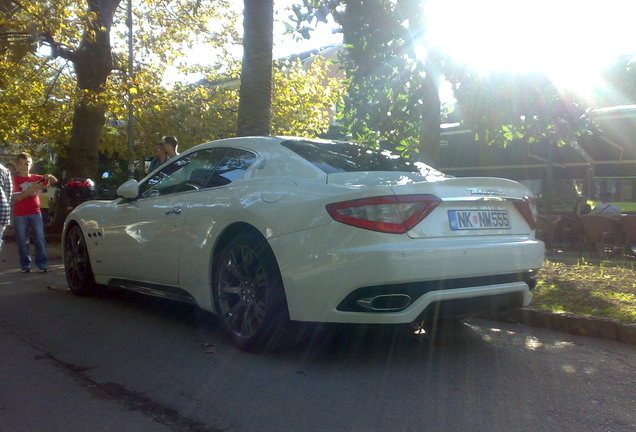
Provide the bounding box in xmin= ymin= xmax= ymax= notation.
xmin=356 ymin=294 xmax=411 ymax=311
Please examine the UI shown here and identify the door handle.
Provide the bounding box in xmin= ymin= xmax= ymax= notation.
xmin=165 ymin=208 xmax=182 ymax=216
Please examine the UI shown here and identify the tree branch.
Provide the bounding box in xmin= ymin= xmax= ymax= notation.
xmin=8 ymin=1 xmax=77 ymax=61
xmin=41 ymin=32 xmax=76 ymax=62
xmin=27 ymin=63 xmax=69 ymax=108
xmin=0 ymin=31 xmax=30 ymax=41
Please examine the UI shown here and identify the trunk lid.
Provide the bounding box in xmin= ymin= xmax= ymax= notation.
xmin=327 ymin=172 xmax=535 ymax=238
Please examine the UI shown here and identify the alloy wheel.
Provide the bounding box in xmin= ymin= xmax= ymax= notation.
xmin=64 ymin=226 xmax=96 ymax=295
xmin=216 ymin=244 xmax=270 ymax=339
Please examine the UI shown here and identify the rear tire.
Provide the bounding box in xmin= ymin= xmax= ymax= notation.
xmin=64 ymin=225 xmax=100 ymax=296
xmin=213 ymin=232 xmax=289 ymax=351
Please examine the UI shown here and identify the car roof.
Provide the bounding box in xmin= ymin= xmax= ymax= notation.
xmin=192 ymin=136 xmax=340 ymax=151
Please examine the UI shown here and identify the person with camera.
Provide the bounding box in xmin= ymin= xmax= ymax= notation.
xmin=12 ymin=152 xmax=57 ymax=273
xmin=161 ymin=136 xmax=179 ymax=160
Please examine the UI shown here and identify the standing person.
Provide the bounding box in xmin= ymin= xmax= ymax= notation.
xmin=39 ymin=187 xmax=52 ymax=224
xmin=0 ymin=161 xmax=12 ymax=249
xmin=161 ymin=136 xmax=179 ymax=160
xmin=12 ymin=152 xmax=57 ymax=273
xmin=148 ymin=142 xmax=168 ymax=172
xmin=572 ymin=195 xmax=591 ymax=216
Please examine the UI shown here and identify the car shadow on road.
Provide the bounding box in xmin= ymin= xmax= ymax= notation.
xmin=93 ymin=287 xmax=224 ymax=339
xmin=93 ymin=287 xmax=489 ymax=360
xmin=282 ymin=321 xmax=486 ymax=361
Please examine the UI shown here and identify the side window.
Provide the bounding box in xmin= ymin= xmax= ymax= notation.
xmin=139 ymin=148 xmax=227 ymax=198
xmin=208 ymin=149 xmax=257 ymax=187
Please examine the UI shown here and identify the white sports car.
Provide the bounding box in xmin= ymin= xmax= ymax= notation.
xmin=63 ymin=136 xmax=544 ymax=350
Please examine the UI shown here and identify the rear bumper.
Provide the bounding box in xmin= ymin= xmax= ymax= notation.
xmin=336 ymin=271 xmax=536 ymax=314
xmin=403 ymin=283 xmax=529 ymax=322
xmin=269 ymin=223 xmax=544 ymax=324
xmin=296 ymin=281 xmax=531 ymax=324
xmin=414 ymin=290 xmax=526 ymax=321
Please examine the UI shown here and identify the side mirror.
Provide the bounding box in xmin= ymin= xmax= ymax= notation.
xmin=116 ymin=179 xmax=140 ymax=199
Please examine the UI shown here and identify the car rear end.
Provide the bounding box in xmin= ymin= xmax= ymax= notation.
xmin=271 ymin=139 xmax=544 ymax=324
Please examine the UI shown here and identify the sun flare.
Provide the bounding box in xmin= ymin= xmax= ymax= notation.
xmin=423 ymin=0 xmax=636 ymax=96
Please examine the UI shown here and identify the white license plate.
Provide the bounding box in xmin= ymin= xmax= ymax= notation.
xmin=448 ymin=210 xmax=511 ymax=230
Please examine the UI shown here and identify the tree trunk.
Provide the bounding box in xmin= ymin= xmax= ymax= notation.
xmin=420 ymin=73 xmax=441 ymax=165
xmin=237 ymin=0 xmax=273 ymax=136
xmin=65 ymin=0 xmax=119 ymax=179
xmin=404 ymin=0 xmax=441 ymax=166
xmin=66 ymin=96 xmax=107 ymax=178
xmin=51 ymin=0 xmax=119 ymax=231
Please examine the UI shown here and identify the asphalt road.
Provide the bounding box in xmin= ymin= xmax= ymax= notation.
xmin=0 ymin=242 xmax=634 ymax=432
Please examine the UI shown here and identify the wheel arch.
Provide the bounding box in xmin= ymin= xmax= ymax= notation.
xmin=63 ymin=219 xmax=82 ymax=246
xmin=209 ymin=222 xmax=283 ymax=311
xmin=209 ymin=222 xmax=291 ymax=349
xmin=63 ymin=221 xmax=101 ymax=296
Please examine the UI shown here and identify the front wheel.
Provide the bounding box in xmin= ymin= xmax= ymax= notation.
xmin=213 ymin=232 xmax=289 ymax=351
xmin=64 ymin=225 xmax=100 ymax=296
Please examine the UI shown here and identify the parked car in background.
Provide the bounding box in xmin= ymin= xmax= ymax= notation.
xmin=63 ymin=136 xmax=544 ymax=350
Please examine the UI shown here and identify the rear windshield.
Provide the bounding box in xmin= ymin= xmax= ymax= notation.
xmin=281 ymin=139 xmax=442 ymax=175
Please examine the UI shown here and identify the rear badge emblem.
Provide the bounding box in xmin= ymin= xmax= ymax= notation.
xmin=466 ymin=188 xmax=505 ymax=196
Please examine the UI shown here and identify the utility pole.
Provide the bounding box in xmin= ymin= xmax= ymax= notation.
xmin=126 ymin=0 xmax=135 ymax=178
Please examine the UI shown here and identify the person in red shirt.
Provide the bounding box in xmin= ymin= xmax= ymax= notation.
xmin=12 ymin=152 xmax=57 ymax=273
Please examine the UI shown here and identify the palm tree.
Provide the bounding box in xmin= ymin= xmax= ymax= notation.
xmin=237 ymin=0 xmax=273 ymax=136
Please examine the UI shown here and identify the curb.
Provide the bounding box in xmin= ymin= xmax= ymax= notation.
xmin=486 ymin=307 xmax=636 ymax=345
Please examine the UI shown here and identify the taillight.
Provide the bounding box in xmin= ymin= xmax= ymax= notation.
xmin=513 ymin=196 xmax=538 ymax=230
xmin=326 ymin=194 xmax=441 ymax=234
